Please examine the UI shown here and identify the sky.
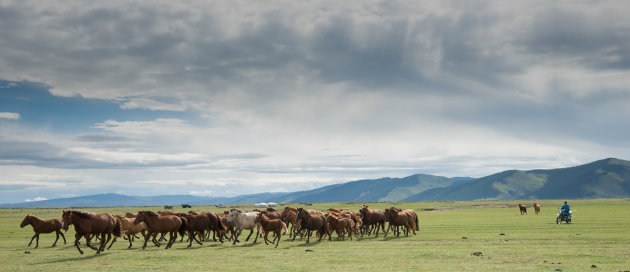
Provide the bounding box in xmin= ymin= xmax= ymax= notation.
xmin=1 ymin=0 xmax=630 ymax=203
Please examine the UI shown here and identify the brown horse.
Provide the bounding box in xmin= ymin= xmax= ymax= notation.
xmin=326 ymin=213 xmax=355 ymax=240
xmin=359 ymin=205 xmax=385 ymax=237
xmin=62 ymin=210 xmax=121 ymax=254
xmin=533 ymin=203 xmax=541 ymax=215
xmin=257 ymin=212 xmax=288 ymax=248
xmin=108 ymin=215 xmax=147 ymax=249
xmin=294 ymin=208 xmax=330 ymax=243
xmin=384 ymin=208 xmax=413 ymax=237
xmin=281 ymin=207 xmax=301 ymax=238
xmin=518 ymin=204 xmax=527 ymax=215
xmin=181 ymin=213 xmax=211 ymax=247
xmin=219 ymin=211 xmax=235 ymax=242
xmin=20 ymin=215 xmax=66 ymax=248
xmin=202 ymin=211 xmax=226 ymax=243
xmin=134 ymin=211 xmax=187 ymax=249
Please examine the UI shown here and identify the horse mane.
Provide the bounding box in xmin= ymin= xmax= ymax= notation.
xmin=70 ymin=210 xmax=96 ymax=219
xmin=141 ymin=210 xmax=160 ymax=216
xmin=113 ymin=214 xmax=127 ymax=219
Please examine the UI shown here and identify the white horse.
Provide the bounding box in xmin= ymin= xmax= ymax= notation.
xmin=227 ymin=210 xmax=260 ymax=245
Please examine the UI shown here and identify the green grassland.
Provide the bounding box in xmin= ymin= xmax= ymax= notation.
xmin=2 ymin=199 xmax=629 ymax=271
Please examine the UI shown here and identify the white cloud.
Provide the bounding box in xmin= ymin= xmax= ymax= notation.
xmin=0 ymin=112 xmax=20 ymax=120
xmin=24 ymin=197 xmax=48 ymax=202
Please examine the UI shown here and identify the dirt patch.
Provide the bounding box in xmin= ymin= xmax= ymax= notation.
xmin=423 ymin=204 xmax=516 ymax=211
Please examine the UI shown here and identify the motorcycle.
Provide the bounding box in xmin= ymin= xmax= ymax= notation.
xmin=556 ymin=209 xmax=573 ymax=224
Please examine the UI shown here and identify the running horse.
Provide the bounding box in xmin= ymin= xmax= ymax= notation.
xmin=20 ymin=215 xmax=66 ymax=248
xmin=62 ymin=210 xmax=121 ymax=254
xmin=134 ymin=211 xmax=187 ymax=249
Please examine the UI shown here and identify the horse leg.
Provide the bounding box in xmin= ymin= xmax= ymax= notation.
xmin=263 ymin=231 xmax=270 ymax=245
xmin=187 ymin=231 xmax=194 ymax=248
xmin=74 ymin=233 xmax=84 ymax=254
xmin=26 ymin=233 xmax=37 ymax=247
xmin=85 ymin=234 xmax=98 ymax=251
xmin=232 ymin=228 xmax=242 ymax=245
xmin=253 ymin=226 xmax=260 ymax=243
xmin=245 ymin=228 xmax=254 ymax=242
xmin=59 ymin=230 xmax=67 ymax=244
xmin=142 ymin=232 xmax=150 ymax=249
xmin=107 ymin=236 xmax=117 ymax=250
xmin=128 ymin=234 xmax=133 ymax=248
xmin=152 ymin=232 xmax=161 ymax=247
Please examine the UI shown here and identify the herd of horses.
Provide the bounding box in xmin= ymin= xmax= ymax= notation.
xmin=19 ymin=204 xmax=419 ymax=254
xmin=518 ymin=203 xmax=541 ymax=215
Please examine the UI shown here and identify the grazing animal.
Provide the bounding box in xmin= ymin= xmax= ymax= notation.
xmin=134 ymin=211 xmax=186 ymax=249
xmin=62 ymin=210 xmax=121 ymax=254
xmin=202 ymin=211 xmax=226 ymax=243
xmin=384 ymin=208 xmax=413 ymax=237
xmin=219 ymin=212 xmax=235 ymax=242
xmin=108 ymin=215 xmax=147 ymax=249
xmin=326 ymin=213 xmax=355 ymax=240
xmin=257 ymin=212 xmax=288 ymax=248
xmin=518 ymin=204 xmax=527 ymax=215
xmin=294 ymin=208 xmax=330 ymax=243
xmin=227 ymin=209 xmax=260 ymax=245
xmin=20 ymin=215 xmax=66 ymax=248
xmin=533 ymin=203 xmax=541 ymax=215
xmin=359 ymin=205 xmax=386 ymax=237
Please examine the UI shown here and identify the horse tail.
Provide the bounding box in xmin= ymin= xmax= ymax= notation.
xmin=217 ymin=217 xmax=226 ymax=231
xmin=113 ymin=219 xmax=122 ymax=237
xmin=282 ymin=222 xmax=288 ymax=235
xmin=178 ymin=217 xmax=188 ymax=237
xmin=414 ymin=214 xmax=419 ymax=230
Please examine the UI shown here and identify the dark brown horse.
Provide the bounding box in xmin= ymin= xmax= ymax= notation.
xmin=257 ymin=212 xmax=288 ymax=248
xmin=293 ymin=208 xmax=330 ymax=243
xmin=134 ymin=211 xmax=186 ymax=249
xmin=518 ymin=204 xmax=527 ymax=215
xmin=181 ymin=213 xmax=211 ymax=247
xmin=533 ymin=203 xmax=541 ymax=215
xmin=20 ymin=215 xmax=66 ymax=248
xmin=202 ymin=211 xmax=226 ymax=243
xmin=219 ymin=211 xmax=235 ymax=242
xmin=62 ymin=210 xmax=121 ymax=254
xmin=359 ymin=205 xmax=385 ymax=237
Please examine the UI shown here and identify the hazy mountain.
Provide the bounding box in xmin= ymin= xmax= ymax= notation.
xmin=404 ymin=158 xmax=630 ymax=201
xmin=3 ymin=158 xmax=629 ymax=207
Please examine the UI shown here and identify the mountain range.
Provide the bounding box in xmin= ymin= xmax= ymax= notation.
xmin=2 ymin=158 xmax=629 ymax=207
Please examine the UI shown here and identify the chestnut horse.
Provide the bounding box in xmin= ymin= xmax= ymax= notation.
xmin=62 ymin=210 xmax=121 ymax=254
xmin=257 ymin=212 xmax=288 ymax=248
xmin=108 ymin=215 xmax=147 ymax=249
xmin=518 ymin=204 xmax=527 ymax=215
xmin=20 ymin=215 xmax=66 ymax=248
xmin=384 ymin=208 xmax=413 ymax=237
xmin=134 ymin=211 xmax=187 ymax=249
xmin=359 ymin=205 xmax=385 ymax=237
xmin=294 ymin=208 xmax=330 ymax=243
xmin=533 ymin=203 xmax=541 ymax=215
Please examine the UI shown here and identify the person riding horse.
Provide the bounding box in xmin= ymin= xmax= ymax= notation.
xmin=560 ymin=201 xmax=570 ymax=217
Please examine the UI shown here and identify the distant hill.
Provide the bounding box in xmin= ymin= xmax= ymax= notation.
xmin=404 ymin=158 xmax=630 ymax=201
xmin=2 ymin=158 xmax=629 ymax=207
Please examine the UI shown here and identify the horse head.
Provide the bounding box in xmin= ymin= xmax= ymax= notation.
xmin=133 ymin=211 xmax=146 ymax=225
xmin=61 ymin=210 xmax=72 ymax=231
xmin=227 ymin=209 xmax=240 ymax=224
xmin=20 ymin=215 xmax=31 ymax=228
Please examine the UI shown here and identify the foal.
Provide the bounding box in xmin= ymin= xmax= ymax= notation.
xmin=257 ymin=212 xmax=288 ymax=248
xmin=20 ymin=215 xmax=66 ymax=248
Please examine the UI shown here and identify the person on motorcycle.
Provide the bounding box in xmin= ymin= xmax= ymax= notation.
xmin=560 ymin=201 xmax=570 ymax=216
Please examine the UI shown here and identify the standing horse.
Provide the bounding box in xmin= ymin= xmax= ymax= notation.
xmin=359 ymin=205 xmax=385 ymax=237
xmin=294 ymin=208 xmax=330 ymax=243
xmin=518 ymin=204 xmax=527 ymax=215
xmin=384 ymin=208 xmax=413 ymax=237
xmin=257 ymin=212 xmax=288 ymax=248
xmin=134 ymin=211 xmax=186 ymax=249
xmin=227 ymin=209 xmax=260 ymax=245
xmin=20 ymin=215 xmax=66 ymax=248
xmin=62 ymin=210 xmax=121 ymax=254
xmin=533 ymin=203 xmax=541 ymax=215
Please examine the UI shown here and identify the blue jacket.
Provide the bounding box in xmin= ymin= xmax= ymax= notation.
xmin=561 ymin=204 xmax=570 ymax=215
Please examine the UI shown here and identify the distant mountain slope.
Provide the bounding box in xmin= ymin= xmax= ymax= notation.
xmin=265 ymin=174 xmax=460 ymax=203
xmin=3 ymin=158 xmax=629 ymax=207
xmin=405 ymin=158 xmax=630 ymax=201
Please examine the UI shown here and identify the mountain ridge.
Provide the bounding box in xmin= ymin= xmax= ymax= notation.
xmin=3 ymin=158 xmax=629 ymax=207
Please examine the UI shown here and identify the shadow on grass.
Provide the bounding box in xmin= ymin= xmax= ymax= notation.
xmin=36 ymin=252 xmax=111 ymax=264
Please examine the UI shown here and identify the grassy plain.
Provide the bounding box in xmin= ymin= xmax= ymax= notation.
xmin=1 ymin=199 xmax=629 ymax=271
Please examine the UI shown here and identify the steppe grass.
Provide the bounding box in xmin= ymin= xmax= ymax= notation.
xmin=1 ymin=199 xmax=629 ymax=271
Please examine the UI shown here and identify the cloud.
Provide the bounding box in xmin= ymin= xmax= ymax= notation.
xmin=24 ymin=197 xmax=47 ymax=202
xmin=0 ymin=112 xmax=20 ymax=120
